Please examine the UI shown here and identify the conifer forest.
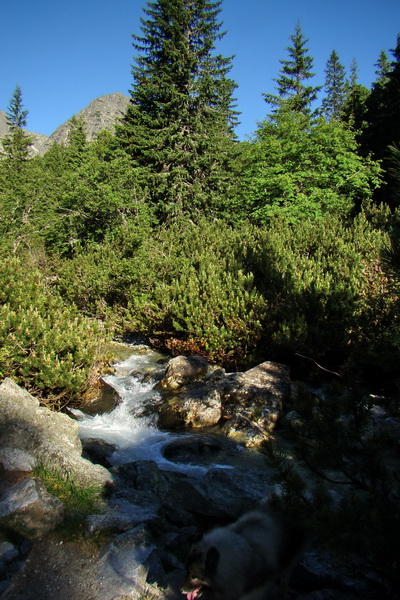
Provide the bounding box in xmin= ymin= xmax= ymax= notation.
xmin=1 ymin=1 xmax=399 ymax=592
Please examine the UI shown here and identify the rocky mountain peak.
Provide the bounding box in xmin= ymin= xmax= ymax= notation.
xmin=0 ymin=92 xmax=130 ymax=156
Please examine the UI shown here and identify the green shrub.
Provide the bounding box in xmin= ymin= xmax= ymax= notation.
xmin=124 ymin=220 xmax=267 ymax=364
xmin=240 ymin=113 xmax=382 ymax=223
xmin=249 ymin=212 xmax=396 ymax=375
xmin=49 ymin=211 xmax=399 ymax=380
xmin=0 ymin=257 xmax=108 ymax=405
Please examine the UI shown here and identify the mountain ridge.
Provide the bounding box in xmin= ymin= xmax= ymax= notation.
xmin=0 ymin=92 xmax=130 ymax=156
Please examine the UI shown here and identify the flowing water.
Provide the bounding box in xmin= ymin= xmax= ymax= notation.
xmin=72 ymin=344 xmax=237 ymax=476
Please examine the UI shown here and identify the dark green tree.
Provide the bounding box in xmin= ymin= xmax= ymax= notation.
xmin=321 ymin=50 xmax=347 ymax=120
xmin=341 ymin=59 xmax=369 ymax=134
xmin=388 ymin=143 xmax=400 ymax=204
xmin=364 ymin=36 xmax=400 ymax=162
xmin=0 ymin=86 xmax=38 ymax=251
xmin=65 ymin=116 xmax=88 ymax=166
xmin=1 ymin=85 xmax=33 ymax=163
xmin=374 ymin=50 xmax=391 ymax=85
xmin=117 ymin=0 xmax=240 ymax=222
xmin=263 ymin=22 xmax=321 ymax=116
xmin=362 ymin=35 xmax=400 ymax=205
xmin=40 ymin=130 xmax=152 ymax=255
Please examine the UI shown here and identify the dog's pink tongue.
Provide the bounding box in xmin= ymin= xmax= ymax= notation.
xmin=187 ymin=589 xmax=201 ymax=600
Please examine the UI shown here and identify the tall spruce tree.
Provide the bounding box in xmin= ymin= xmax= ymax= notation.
xmin=374 ymin=50 xmax=391 ymax=85
xmin=364 ymin=36 xmax=400 ymax=162
xmin=362 ymin=35 xmax=400 ymax=205
xmin=321 ymin=50 xmax=347 ymax=120
xmin=341 ymin=59 xmax=369 ymax=134
xmin=263 ymin=22 xmax=321 ymax=116
xmin=1 ymin=85 xmax=32 ymax=164
xmin=117 ymin=0 xmax=239 ymax=222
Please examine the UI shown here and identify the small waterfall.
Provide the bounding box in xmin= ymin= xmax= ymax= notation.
xmin=72 ymin=346 xmax=222 ymax=476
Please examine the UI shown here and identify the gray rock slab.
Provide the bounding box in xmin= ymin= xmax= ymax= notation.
xmin=85 ymin=498 xmax=158 ymax=537
xmin=0 ymin=378 xmax=113 ymax=489
xmin=0 ymin=477 xmax=64 ymax=536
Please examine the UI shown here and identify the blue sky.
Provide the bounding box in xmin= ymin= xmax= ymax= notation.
xmin=1 ymin=0 xmax=399 ymax=140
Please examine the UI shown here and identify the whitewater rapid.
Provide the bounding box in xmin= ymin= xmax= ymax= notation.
xmin=72 ymin=346 xmax=229 ymax=476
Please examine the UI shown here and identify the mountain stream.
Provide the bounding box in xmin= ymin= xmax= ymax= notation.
xmin=71 ymin=344 xmax=255 ymax=476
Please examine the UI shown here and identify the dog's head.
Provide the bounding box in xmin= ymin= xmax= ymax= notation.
xmin=181 ymin=544 xmax=220 ymax=600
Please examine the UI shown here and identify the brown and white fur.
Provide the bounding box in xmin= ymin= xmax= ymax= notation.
xmin=181 ymin=510 xmax=307 ymax=600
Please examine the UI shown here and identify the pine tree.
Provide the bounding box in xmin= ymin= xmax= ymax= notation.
xmin=361 ymin=35 xmax=400 ymax=206
xmin=341 ymin=59 xmax=369 ymax=134
xmin=374 ymin=50 xmax=391 ymax=85
xmin=321 ymin=50 xmax=347 ymax=120
xmin=1 ymin=85 xmax=33 ymax=163
xmin=117 ymin=0 xmax=239 ymax=222
xmin=65 ymin=116 xmax=88 ymax=166
xmin=364 ymin=36 xmax=400 ymax=163
xmin=348 ymin=58 xmax=358 ymax=90
xmin=263 ymin=22 xmax=321 ymax=116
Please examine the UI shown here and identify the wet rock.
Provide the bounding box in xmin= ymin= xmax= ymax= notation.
xmin=83 ymin=377 xmax=122 ymax=415
xmin=203 ymin=466 xmax=276 ymax=508
xmin=162 ymin=434 xmax=242 ymax=465
xmin=222 ymin=361 xmax=290 ymax=443
xmin=157 ymin=358 xmax=291 ymax=442
xmin=220 ymin=411 xmax=273 ymax=446
xmin=82 ymin=439 xmax=116 ymax=467
xmin=112 ymin=460 xmax=222 ymax=522
xmin=229 ymin=361 xmax=291 ymax=398
xmin=111 ymin=459 xmax=274 ymax=523
xmin=158 ymin=382 xmax=222 ymax=429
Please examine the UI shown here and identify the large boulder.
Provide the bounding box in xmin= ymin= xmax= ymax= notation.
xmin=221 ymin=361 xmax=291 ymax=445
xmin=159 ymin=355 xmax=208 ymax=391
xmin=85 ymin=497 xmax=159 ymax=537
xmin=0 ymin=378 xmax=113 ymax=489
xmin=227 ymin=361 xmax=291 ymax=401
xmin=157 ymin=358 xmax=292 ymax=444
xmin=96 ymin=524 xmax=164 ymax=600
xmin=158 ymin=382 xmax=222 ymax=429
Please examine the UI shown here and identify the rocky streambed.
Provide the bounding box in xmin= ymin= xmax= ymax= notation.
xmin=0 ymin=342 xmax=393 ymax=600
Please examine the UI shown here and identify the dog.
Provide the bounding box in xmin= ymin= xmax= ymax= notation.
xmin=181 ymin=509 xmax=307 ymax=600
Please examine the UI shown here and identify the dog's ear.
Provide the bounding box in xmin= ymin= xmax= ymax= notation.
xmin=205 ymin=546 xmax=220 ymax=575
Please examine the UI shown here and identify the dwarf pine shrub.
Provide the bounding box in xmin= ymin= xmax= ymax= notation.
xmin=123 ymin=220 xmax=267 ymax=364
xmin=46 ymin=211 xmax=399 ymax=379
xmin=247 ymin=212 xmax=395 ymax=373
xmin=0 ymin=257 xmax=107 ymax=405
